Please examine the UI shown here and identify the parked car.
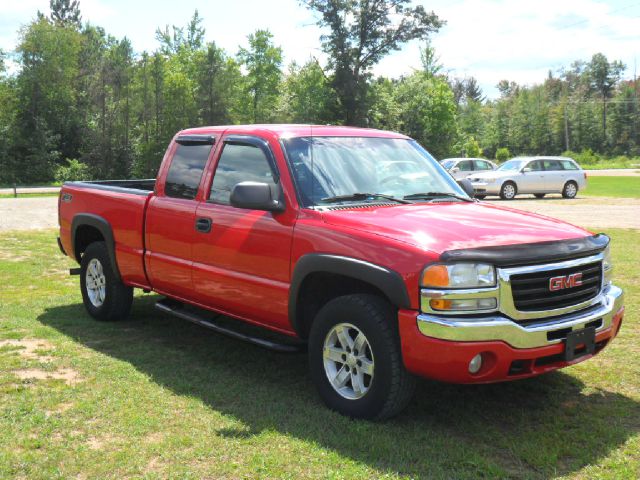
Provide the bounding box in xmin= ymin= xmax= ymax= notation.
xmin=468 ymin=156 xmax=587 ymax=200
xmin=58 ymin=126 xmax=623 ymax=420
xmin=440 ymin=157 xmax=497 ymax=180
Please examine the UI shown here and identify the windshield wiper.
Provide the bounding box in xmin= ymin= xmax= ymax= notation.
xmin=403 ymin=192 xmax=473 ymax=202
xmin=320 ymin=193 xmax=412 ymax=204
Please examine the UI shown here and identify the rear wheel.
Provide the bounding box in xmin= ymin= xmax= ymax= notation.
xmin=534 ymin=193 xmax=546 ymax=199
xmin=309 ymin=294 xmax=415 ymax=420
xmin=80 ymin=242 xmax=133 ymax=321
xmin=562 ymin=181 xmax=578 ymax=199
xmin=500 ymin=181 xmax=517 ymax=200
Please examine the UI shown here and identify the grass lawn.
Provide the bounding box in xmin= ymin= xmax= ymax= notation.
xmin=582 ymin=176 xmax=640 ymax=198
xmin=0 ymin=193 xmax=59 ymax=199
xmin=0 ymin=229 xmax=638 ymax=479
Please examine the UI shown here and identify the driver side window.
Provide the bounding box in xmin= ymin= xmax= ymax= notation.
xmin=209 ymin=143 xmax=277 ymax=205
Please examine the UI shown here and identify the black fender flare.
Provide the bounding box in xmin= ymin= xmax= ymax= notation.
xmin=71 ymin=213 xmax=121 ymax=282
xmin=289 ymin=254 xmax=411 ymax=335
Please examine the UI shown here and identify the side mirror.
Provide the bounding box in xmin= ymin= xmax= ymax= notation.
xmin=451 ymin=167 xmax=460 ymax=173
xmin=457 ymin=178 xmax=475 ymax=198
xmin=230 ymin=181 xmax=285 ymax=212
xmin=522 ymin=167 xmax=532 ymax=173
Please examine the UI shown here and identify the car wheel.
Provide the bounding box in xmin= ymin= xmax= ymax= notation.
xmin=499 ymin=181 xmax=517 ymax=200
xmin=475 ymin=195 xmax=486 ymax=200
xmin=309 ymin=294 xmax=415 ymax=420
xmin=562 ymin=181 xmax=578 ymax=199
xmin=534 ymin=193 xmax=546 ymax=199
xmin=80 ymin=241 xmax=133 ymax=321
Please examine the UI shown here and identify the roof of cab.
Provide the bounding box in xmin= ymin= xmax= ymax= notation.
xmin=179 ymin=124 xmax=410 ymax=139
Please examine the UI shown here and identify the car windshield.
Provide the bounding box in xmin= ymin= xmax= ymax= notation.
xmin=497 ymin=159 xmax=526 ymax=171
xmin=282 ymin=137 xmax=467 ymax=207
xmin=441 ymin=159 xmax=455 ymax=169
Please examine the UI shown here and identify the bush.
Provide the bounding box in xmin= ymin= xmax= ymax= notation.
xmin=54 ymin=158 xmax=93 ymax=183
xmin=495 ymin=147 xmax=511 ymax=162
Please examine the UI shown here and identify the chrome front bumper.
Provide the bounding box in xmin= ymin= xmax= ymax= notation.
xmin=417 ymin=284 xmax=624 ymax=349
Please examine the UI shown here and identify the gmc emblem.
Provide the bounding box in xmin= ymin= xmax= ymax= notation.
xmin=549 ymin=272 xmax=583 ymax=291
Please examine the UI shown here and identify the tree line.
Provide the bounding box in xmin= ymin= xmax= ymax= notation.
xmin=0 ymin=0 xmax=638 ymax=184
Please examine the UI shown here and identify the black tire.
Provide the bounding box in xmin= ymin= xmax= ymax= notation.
xmin=499 ymin=181 xmax=517 ymax=200
xmin=80 ymin=241 xmax=133 ymax=321
xmin=308 ymin=294 xmax=415 ymax=420
xmin=475 ymin=194 xmax=486 ymax=200
xmin=562 ymin=181 xmax=578 ymax=199
xmin=534 ymin=193 xmax=546 ymax=199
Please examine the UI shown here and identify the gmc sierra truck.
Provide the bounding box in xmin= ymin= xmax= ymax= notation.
xmin=58 ymin=125 xmax=625 ymax=419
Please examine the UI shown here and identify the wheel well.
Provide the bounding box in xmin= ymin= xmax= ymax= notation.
xmin=74 ymin=225 xmax=104 ymax=261
xmin=295 ymin=272 xmax=392 ymax=339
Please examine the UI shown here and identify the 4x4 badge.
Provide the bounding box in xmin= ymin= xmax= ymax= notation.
xmin=549 ymin=272 xmax=583 ymax=291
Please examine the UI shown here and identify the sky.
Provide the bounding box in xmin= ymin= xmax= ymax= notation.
xmin=1 ymin=0 xmax=639 ymax=98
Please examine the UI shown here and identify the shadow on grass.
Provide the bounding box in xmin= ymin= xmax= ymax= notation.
xmin=39 ymin=298 xmax=639 ymax=478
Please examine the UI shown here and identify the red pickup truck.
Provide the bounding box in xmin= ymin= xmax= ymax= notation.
xmin=58 ymin=125 xmax=624 ymax=419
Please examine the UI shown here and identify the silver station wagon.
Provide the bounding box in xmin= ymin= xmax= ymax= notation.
xmin=440 ymin=157 xmax=498 ymax=181
xmin=468 ymin=156 xmax=587 ymax=200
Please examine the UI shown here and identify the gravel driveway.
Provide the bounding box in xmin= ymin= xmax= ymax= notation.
xmin=0 ymin=195 xmax=638 ymax=232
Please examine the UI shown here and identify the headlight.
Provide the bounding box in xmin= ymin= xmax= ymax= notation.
xmin=421 ymin=263 xmax=496 ymax=289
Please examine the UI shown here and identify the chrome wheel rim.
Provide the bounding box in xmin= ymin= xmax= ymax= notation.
xmin=85 ymin=258 xmax=106 ymax=307
xmin=503 ymin=184 xmax=516 ymax=199
xmin=323 ymin=323 xmax=374 ymax=400
xmin=565 ymin=183 xmax=577 ymax=197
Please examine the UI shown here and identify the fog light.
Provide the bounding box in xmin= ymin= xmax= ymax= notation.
xmin=469 ymin=354 xmax=483 ymax=374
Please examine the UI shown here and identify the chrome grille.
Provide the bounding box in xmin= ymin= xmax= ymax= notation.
xmin=510 ymin=261 xmax=602 ymax=311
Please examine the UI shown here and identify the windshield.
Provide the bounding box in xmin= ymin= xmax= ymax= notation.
xmin=497 ymin=159 xmax=526 ymax=171
xmin=441 ymin=159 xmax=455 ymax=169
xmin=282 ymin=136 xmax=466 ymax=207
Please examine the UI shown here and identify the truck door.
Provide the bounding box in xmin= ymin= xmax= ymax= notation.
xmin=145 ymin=135 xmax=217 ymax=299
xmin=192 ymin=135 xmax=296 ymax=332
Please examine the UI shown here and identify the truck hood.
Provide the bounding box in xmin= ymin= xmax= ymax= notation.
xmin=320 ymin=202 xmax=590 ymax=255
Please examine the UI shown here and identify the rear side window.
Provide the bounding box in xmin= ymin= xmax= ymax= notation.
xmin=475 ymin=160 xmax=492 ymax=170
xmin=529 ymin=160 xmax=544 ymax=171
xmin=458 ymin=160 xmax=473 ymax=171
xmin=165 ymin=144 xmax=212 ymax=199
xmin=543 ymin=160 xmax=563 ymax=171
xmin=209 ymin=143 xmax=277 ymax=205
xmin=561 ymin=160 xmax=579 ymax=170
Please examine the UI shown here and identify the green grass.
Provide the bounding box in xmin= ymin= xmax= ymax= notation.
xmin=0 ymin=192 xmax=59 ymax=199
xmin=0 ymin=229 xmax=638 ymax=479
xmin=583 ymin=176 xmax=640 ymax=198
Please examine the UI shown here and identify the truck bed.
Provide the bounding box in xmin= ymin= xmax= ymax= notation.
xmin=58 ymin=179 xmax=155 ymax=289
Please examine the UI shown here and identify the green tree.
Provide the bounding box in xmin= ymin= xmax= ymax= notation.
xmin=49 ymin=0 xmax=81 ymax=28
xmin=587 ymin=53 xmax=625 ymax=144
xmin=393 ymin=72 xmax=458 ymax=158
xmin=303 ymin=0 xmax=443 ymax=126
xmin=238 ymin=30 xmax=283 ymax=123
xmin=281 ymin=59 xmax=338 ymax=123
xmin=155 ymin=10 xmax=205 ymax=54
xmin=495 ymin=147 xmax=510 ymax=162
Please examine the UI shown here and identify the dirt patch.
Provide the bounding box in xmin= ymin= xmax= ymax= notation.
xmin=0 ymin=196 xmax=59 ymax=231
xmin=0 ymin=339 xmax=56 ymax=362
xmin=14 ymin=367 xmax=81 ymax=385
xmin=485 ymin=196 xmax=640 ymax=229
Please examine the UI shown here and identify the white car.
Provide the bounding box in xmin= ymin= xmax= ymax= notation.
xmin=468 ymin=156 xmax=587 ymax=200
xmin=440 ymin=158 xmax=497 ymax=181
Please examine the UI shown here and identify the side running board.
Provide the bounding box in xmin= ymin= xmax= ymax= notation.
xmin=154 ymin=299 xmax=304 ymax=353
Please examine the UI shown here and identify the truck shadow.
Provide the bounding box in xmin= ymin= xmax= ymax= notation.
xmin=39 ymin=299 xmax=639 ymax=479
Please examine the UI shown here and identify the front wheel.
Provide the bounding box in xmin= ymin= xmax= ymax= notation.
xmin=562 ymin=181 xmax=578 ymax=199
xmin=308 ymin=294 xmax=415 ymax=420
xmin=500 ymin=181 xmax=517 ymax=200
xmin=80 ymin=242 xmax=133 ymax=321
